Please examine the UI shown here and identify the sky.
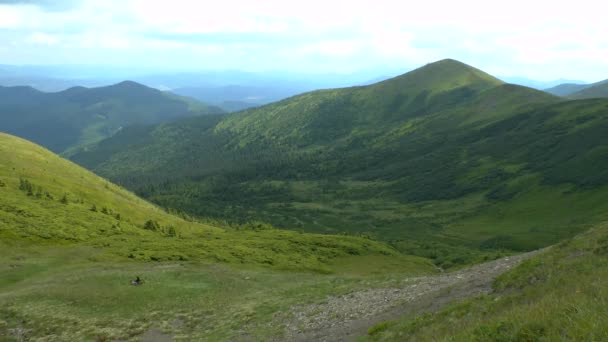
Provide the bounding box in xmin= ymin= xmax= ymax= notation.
xmin=0 ymin=0 xmax=607 ymax=82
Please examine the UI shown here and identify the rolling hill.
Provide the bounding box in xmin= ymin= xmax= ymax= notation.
xmin=545 ymin=79 xmax=608 ymax=97
xmin=569 ymin=82 xmax=608 ymax=99
xmin=0 ymin=132 xmax=438 ymax=340
xmin=70 ymin=59 xmax=608 ymax=268
xmin=0 ymin=132 xmax=403 ymax=270
xmin=0 ymin=81 xmax=223 ymax=155
xmin=8 ymin=133 xmax=605 ymax=341
xmin=4 ymin=59 xmax=608 ymax=341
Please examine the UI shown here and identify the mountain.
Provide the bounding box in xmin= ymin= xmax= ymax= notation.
xmin=5 ymin=60 xmax=608 ymax=340
xmin=544 ymin=82 xmax=590 ymax=96
xmin=545 ymin=79 xmax=608 ymax=97
xmin=0 ymin=81 xmax=224 ymax=154
xmin=73 ymin=59 xmax=606 ymax=268
xmin=499 ymin=76 xmax=585 ymax=90
xmin=568 ymin=81 xmax=608 ymax=99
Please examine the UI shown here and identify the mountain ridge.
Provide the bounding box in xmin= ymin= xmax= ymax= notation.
xmin=568 ymin=81 xmax=608 ymax=99
xmin=70 ymin=59 xmax=593 ymax=268
xmin=545 ymin=78 xmax=608 ymax=97
xmin=0 ymin=81 xmax=224 ymax=154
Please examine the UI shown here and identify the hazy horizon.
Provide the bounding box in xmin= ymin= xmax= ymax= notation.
xmin=1 ymin=0 xmax=607 ymax=82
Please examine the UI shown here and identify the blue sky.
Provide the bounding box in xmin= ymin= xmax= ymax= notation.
xmin=0 ymin=0 xmax=607 ymax=81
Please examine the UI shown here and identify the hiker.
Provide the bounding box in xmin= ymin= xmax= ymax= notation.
xmin=131 ymin=276 xmax=142 ymax=286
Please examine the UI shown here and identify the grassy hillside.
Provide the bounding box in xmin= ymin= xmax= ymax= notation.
xmin=71 ymin=59 xmax=608 ymax=268
xmin=569 ymin=82 xmax=608 ymax=99
xmin=0 ymin=132 xmax=422 ymax=271
xmin=366 ymin=221 xmax=608 ymax=341
xmin=0 ymin=132 xmax=439 ymax=340
xmin=0 ymin=81 xmax=223 ymax=154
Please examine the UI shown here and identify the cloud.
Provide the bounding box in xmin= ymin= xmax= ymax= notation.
xmin=27 ymin=31 xmax=59 ymax=45
xmin=0 ymin=0 xmax=79 ymax=11
xmin=0 ymin=0 xmax=607 ymax=81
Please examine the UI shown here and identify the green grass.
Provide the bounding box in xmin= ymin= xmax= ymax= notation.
xmin=0 ymin=243 xmax=435 ymax=341
xmin=365 ymin=222 xmax=608 ymax=341
xmin=0 ymin=132 xmax=439 ymax=340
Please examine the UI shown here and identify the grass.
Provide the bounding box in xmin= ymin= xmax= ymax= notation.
xmin=364 ymin=222 xmax=608 ymax=341
xmin=0 ymin=132 xmax=437 ymax=340
xmin=0 ymin=244 xmax=435 ymax=341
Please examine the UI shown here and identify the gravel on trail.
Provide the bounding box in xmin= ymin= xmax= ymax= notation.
xmin=274 ymin=249 xmax=545 ymax=342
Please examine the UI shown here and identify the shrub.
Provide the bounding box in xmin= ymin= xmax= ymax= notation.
xmin=166 ymin=226 xmax=177 ymax=237
xmin=143 ymin=219 xmax=160 ymax=231
xmin=19 ymin=178 xmax=32 ymax=192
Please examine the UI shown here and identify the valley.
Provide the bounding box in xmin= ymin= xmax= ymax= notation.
xmin=71 ymin=60 xmax=608 ymax=268
xmin=2 ymin=58 xmax=608 ymax=341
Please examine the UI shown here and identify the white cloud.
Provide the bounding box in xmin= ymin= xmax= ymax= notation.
xmin=0 ymin=0 xmax=607 ymax=80
xmin=0 ymin=5 xmax=25 ymax=28
xmin=27 ymin=31 xmax=59 ymax=45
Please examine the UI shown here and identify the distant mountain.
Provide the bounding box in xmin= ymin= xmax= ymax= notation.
xmin=75 ymin=59 xmax=608 ymax=268
xmin=0 ymin=81 xmax=223 ymax=154
xmin=544 ymin=83 xmax=591 ymax=96
xmin=1 ymin=64 xmax=404 ymax=109
xmin=544 ymin=79 xmax=608 ymax=97
xmin=500 ymin=76 xmax=585 ymax=90
xmin=568 ymin=81 xmax=608 ymax=99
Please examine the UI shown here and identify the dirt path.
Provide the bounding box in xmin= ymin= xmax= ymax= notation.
xmin=274 ymin=249 xmax=545 ymax=342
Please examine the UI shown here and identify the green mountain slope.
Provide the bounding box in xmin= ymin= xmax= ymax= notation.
xmin=367 ymin=221 xmax=608 ymax=341
xmin=0 ymin=132 xmax=439 ymax=341
xmin=0 ymin=132 xmax=412 ymax=271
xmin=0 ymin=81 xmax=224 ymax=154
xmin=545 ymin=79 xmax=608 ymax=97
xmin=71 ymin=60 xmax=608 ymax=267
xmin=569 ymin=82 xmax=608 ymax=99
xmin=544 ymin=83 xmax=590 ymax=96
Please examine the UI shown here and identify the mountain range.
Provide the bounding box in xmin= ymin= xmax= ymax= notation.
xmin=3 ymin=58 xmax=608 ymax=340
xmin=70 ymin=59 xmax=608 ymax=268
xmin=0 ymin=81 xmax=223 ymax=155
xmin=545 ymin=78 xmax=608 ymax=98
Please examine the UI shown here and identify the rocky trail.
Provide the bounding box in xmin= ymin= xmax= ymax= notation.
xmin=273 ymin=249 xmax=545 ymax=342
